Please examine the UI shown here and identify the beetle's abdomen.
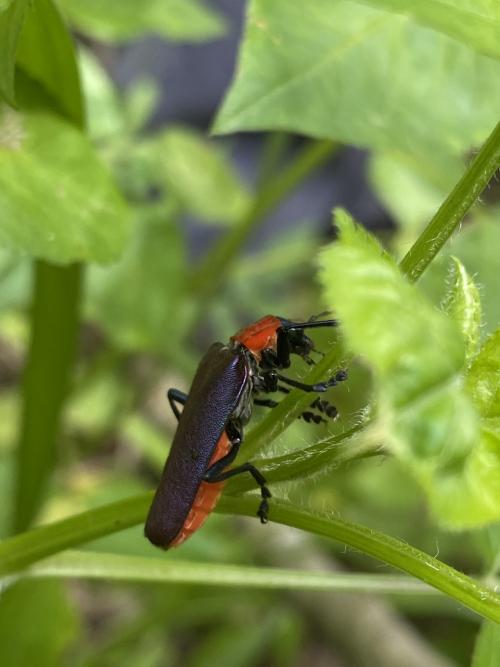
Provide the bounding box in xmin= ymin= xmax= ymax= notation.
xmin=169 ymin=432 xmax=231 ymax=547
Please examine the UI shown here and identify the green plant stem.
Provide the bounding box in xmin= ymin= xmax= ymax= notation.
xmin=188 ymin=139 xmax=335 ymax=297
xmin=227 ymin=422 xmax=381 ymax=494
xmin=24 ymin=549 xmax=437 ymax=596
xmin=256 ymin=132 xmax=290 ymax=189
xmin=217 ymin=496 xmax=500 ymax=624
xmin=0 ymin=493 xmax=152 ymax=577
xmin=1 ymin=493 xmax=498 ymax=623
xmin=399 ymin=120 xmax=500 ymax=282
xmin=13 ymin=261 xmax=82 ymax=533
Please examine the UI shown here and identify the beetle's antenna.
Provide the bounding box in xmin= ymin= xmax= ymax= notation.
xmin=309 ymin=311 xmax=333 ymax=321
xmin=283 ymin=319 xmax=339 ymax=331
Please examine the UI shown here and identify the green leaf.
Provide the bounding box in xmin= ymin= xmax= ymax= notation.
xmin=353 ymin=0 xmax=500 ymax=60
xmin=442 ymin=257 xmax=482 ymax=362
xmin=124 ymin=78 xmax=159 ymax=134
xmin=428 ymin=428 xmax=500 ymax=528
xmin=424 ymin=215 xmax=500 ymax=333
xmin=156 ymin=127 xmax=251 ymax=225
xmin=58 ymin=0 xmax=226 ymax=42
xmin=472 ymin=622 xmax=500 ymax=667
xmin=0 ymin=0 xmax=30 ymax=106
xmin=321 ymin=210 xmax=466 ymax=406
xmin=0 ymin=579 xmax=79 ymax=667
xmin=319 ymin=211 xmax=500 ymax=527
xmin=16 ymin=0 xmax=84 ymax=126
xmin=87 ymin=205 xmax=190 ymax=357
xmin=78 ymin=46 xmax=125 ymax=141
xmin=214 ymin=0 xmax=500 ymax=157
xmin=467 ymin=329 xmax=500 ymax=421
xmin=0 ymin=110 xmax=130 ymax=264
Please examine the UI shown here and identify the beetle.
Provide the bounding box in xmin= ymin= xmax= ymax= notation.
xmin=144 ymin=315 xmax=346 ymax=549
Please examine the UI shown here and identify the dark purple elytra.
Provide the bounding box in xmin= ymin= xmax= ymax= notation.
xmin=144 ymin=343 xmax=250 ymax=547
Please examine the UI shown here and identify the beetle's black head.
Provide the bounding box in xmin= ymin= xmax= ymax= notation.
xmin=285 ymin=327 xmax=315 ymax=358
xmin=279 ymin=316 xmax=339 ymax=365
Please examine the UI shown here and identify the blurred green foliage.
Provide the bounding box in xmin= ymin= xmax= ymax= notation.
xmin=0 ymin=0 xmax=499 ymax=665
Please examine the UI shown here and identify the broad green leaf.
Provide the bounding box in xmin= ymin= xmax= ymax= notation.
xmin=214 ymin=0 xmax=500 ymax=158
xmin=427 ymin=428 xmax=500 ymax=527
xmin=78 ymin=47 xmax=125 ymax=141
xmin=319 ymin=211 xmax=500 ymax=527
xmin=353 ymin=0 xmax=500 ymax=60
xmin=467 ymin=329 xmax=500 ymax=422
xmin=437 ymin=216 xmax=500 ymax=333
xmin=320 ymin=211 xmax=465 ymax=407
xmin=87 ymin=205 xmax=191 ymax=359
xmin=0 ymin=579 xmax=79 ymax=667
xmin=0 ymin=111 xmax=130 ymax=263
xmin=16 ymin=0 xmax=84 ymax=126
xmin=442 ymin=257 xmax=482 ymax=362
xmin=0 ymin=0 xmax=30 ymax=105
xmin=156 ymin=127 xmax=251 ymax=225
xmin=472 ymin=622 xmax=500 ymax=667
xmin=58 ymin=0 xmax=226 ymax=42
xmin=124 ymin=78 xmax=159 ymax=134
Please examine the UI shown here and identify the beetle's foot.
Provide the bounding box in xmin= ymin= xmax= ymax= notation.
xmin=313 ymin=368 xmax=348 ymax=392
xmin=335 ymin=369 xmax=348 ymax=382
xmin=310 ymin=397 xmax=338 ymax=420
xmin=257 ymin=487 xmax=272 ymax=523
xmin=257 ymin=502 xmax=269 ymax=524
xmin=300 ymin=410 xmax=327 ymax=424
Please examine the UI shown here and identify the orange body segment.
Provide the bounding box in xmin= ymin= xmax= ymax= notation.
xmin=169 ymin=432 xmax=232 ymax=547
xmin=231 ymin=315 xmax=282 ymax=361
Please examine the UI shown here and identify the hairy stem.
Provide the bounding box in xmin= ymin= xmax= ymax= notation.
xmin=0 ymin=493 xmax=498 ymax=624
xmin=399 ymin=120 xmax=500 ymax=282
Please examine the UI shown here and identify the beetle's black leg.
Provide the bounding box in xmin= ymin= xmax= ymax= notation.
xmin=204 ymin=422 xmax=271 ymax=524
xmin=276 ymin=368 xmax=347 ymax=393
xmin=260 ymin=348 xmax=279 ymax=369
xmin=255 ymin=396 xmax=327 ymax=424
xmin=311 ymin=397 xmax=338 ymax=420
xmin=205 ymin=462 xmax=271 ymax=524
xmin=167 ymin=388 xmax=188 ymax=422
xmin=275 ymin=327 xmax=292 ymax=368
xmin=254 ymin=398 xmax=279 ymax=408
